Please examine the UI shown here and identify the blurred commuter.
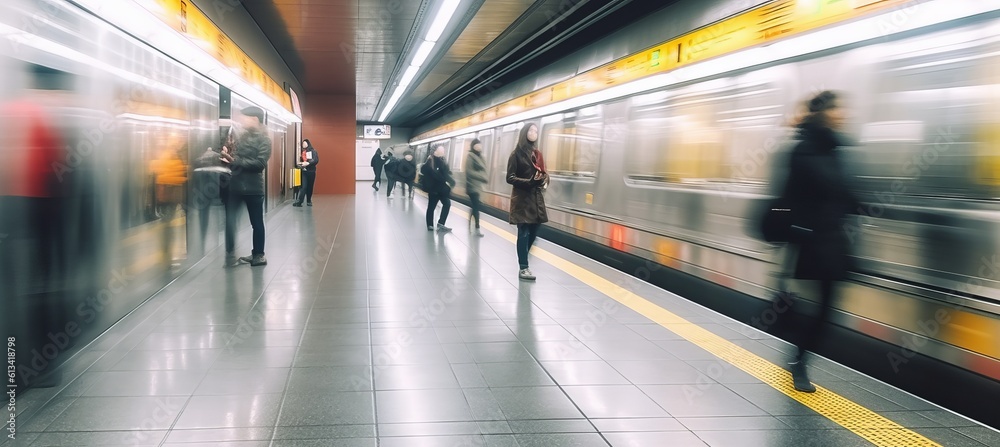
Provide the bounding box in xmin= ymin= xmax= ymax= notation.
xmin=421 ymin=146 xmax=455 ymax=232
xmin=506 ymin=123 xmax=548 ymax=281
xmin=293 ymin=138 xmax=319 ymax=207
xmin=0 ymin=64 xmax=75 ymax=387
xmin=371 ymin=147 xmax=387 ymax=191
xmin=221 ymin=106 xmax=272 ymax=267
xmin=782 ymin=91 xmax=860 ymax=392
xmin=150 ymin=141 xmax=188 ymax=266
xmin=384 ymin=151 xmax=400 ymax=197
xmin=464 ymin=138 xmax=488 ymax=237
xmin=193 ymin=127 xmax=234 ymax=247
xmin=397 ymin=151 xmax=418 ymax=198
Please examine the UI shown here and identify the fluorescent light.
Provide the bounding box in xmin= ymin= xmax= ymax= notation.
xmin=411 ymin=40 xmax=436 ymax=68
xmin=399 ymin=65 xmax=420 ymax=88
xmin=379 ymin=89 xmax=407 ymax=122
xmin=378 ymin=0 xmax=464 ymax=122
xmin=410 ymin=0 xmax=999 ymax=145
xmin=70 ymin=0 xmax=301 ymax=124
xmin=426 ymin=0 xmax=461 ymax=43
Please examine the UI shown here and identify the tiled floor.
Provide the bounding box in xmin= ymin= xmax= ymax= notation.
xmin=4 ymin=184 xmax=998 ymax=446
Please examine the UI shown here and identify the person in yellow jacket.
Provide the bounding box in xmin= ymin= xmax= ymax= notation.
xmin=149 ymin=142 xmax=188 ymax=267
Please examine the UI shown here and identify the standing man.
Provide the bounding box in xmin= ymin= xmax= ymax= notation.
xmin=221 ymin=106 xmax=272 ymax=266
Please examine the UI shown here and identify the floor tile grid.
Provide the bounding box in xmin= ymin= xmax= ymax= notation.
xmin=388 ymin=193 xmax=653 ymax=445
xmin=140 ymin=204 xmax=323 ymax=445
xmin=8 ymin=284 xmax=206 ymax=438
xmin=433 ymin=197 xmax=911 ymax=446
xmin=445 ymin=198 xmax=989 ymax=446
xmin=262 ymin=199 xmax=381 ymax=445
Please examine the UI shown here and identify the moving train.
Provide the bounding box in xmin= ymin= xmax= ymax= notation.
xmin=0 ymin=0 xmax=296 ymax=384
xmin=409 ymin=1 xmax=1000 ymax=426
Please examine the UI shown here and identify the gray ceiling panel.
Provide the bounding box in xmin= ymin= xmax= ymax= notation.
xmin=245 ymin=0 xmax=680 ymax=125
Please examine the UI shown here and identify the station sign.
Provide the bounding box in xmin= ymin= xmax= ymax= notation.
xmin=364 ymin=125 xmax=392 ymax=139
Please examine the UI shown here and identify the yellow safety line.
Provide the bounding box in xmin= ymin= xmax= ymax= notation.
xmin=450 ymin=208 xmax=941 ymax=447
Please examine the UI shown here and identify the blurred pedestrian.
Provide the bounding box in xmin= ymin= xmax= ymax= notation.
xmin=221 ymin=106 xmax=272 ymax=267
xmin=384 ymin=151 xmax=400 ymax=197
xmin=293 ymin=138 xmax=319 ymax=207
xmin=0 ymin=63 xmax=75 ymax=387
xmin=397 ymin=151 xmax=418 ymax=198
xmin=506 ymin=123 xmax=548 ymax=281
xmin=371 ymin=147 xmax=387 ymax=191
xmin=464 ymin=138 xmax=488 ymax=237
xmin=421 ymin=145 xmax=455 ymax=232
xmin=782 ymin=90 xmax=859 ymax=392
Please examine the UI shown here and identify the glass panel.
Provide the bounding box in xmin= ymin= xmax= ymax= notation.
xmin=489 ymin=123 xmax=521 ymax=191
xmin=540 ymin=107 xmax=603 ymax=177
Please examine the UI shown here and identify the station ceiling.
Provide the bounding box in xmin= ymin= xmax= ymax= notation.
xmin=244 ymin=0 xmax=678 ymax=129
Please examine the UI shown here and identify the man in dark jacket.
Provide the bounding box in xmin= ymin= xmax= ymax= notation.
xmin=371 ymin=148 xmax=387 ymax=191
xmin=397 ymin=151 xmax=418 ymax=198
xmin=221 ymin=106 xmax=272 ymax=266
xmin=422 ymin=146 xmax=455 ymax=232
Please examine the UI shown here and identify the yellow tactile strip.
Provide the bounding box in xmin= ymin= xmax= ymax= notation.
xmin=460 ymin=211 xmax=941 ymax=447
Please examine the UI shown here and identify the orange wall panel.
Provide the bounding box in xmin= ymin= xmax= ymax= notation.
xmin=303 ymin=94 xmax=356 ymax=194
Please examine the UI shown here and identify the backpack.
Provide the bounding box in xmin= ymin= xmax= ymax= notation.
xmin=418 ymin=158 xmax=433 ymax=192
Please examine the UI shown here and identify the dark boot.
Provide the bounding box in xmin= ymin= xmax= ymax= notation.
xmin=789 ymin=360 xmax=815 ymax=393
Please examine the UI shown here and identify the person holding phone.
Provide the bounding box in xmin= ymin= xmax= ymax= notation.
xmin=293 ymin=139 xmax=319 ymax=207
xmin=506 ymin=123 xmax=548 ymax=281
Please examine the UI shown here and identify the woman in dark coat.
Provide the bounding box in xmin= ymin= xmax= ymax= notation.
xmin=782 ymin=90 xmax=859 ymax=392
xmin=422 ymin=145 xmax=455 ymax=232
xmin=506 ymin=123 xmax=548 ymax=281
xmin=293 ymin=139 xmax=319 ymax=206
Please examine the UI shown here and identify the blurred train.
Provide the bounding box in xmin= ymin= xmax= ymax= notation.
xmin=0 ymin=0 xmax=296 ymax=385
xmin=410 ymin=1 xmax=1000 ymax=424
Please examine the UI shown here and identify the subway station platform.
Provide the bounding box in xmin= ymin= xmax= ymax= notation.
xmin=4 ymin=185 xmax=999 ymax=447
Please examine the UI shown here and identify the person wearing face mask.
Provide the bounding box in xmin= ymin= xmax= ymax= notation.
xmin=781 ymin=90 xmax=860 ymax=392
xmin=397 ymin=151 xmax=418 ymax=199
xmin=421 ymin=145 xmax=455 ymax=232
xmin=506 ymin=123 xmax=548 ymax=281
xmin=293 ymin=139 xmax=319 ymax=207
xmin=464 ymin=139 xmax=488 ymax=237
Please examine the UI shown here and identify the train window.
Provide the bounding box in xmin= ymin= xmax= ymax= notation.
xmin=862 ymin=34 xmax=1000 ymax=198
xmin=450 ymin=133 xmax=475 ymax=172
xmin=476 ymin=129 xmax=494 ymax=175
xmin=413 ymin=143 xmax=429 ymax=162
xmin=489 ymin=123 xmax=521 ymax=192
xmin=540 ymin=106 xmax=603 ymax=177
xmin=624 ymin=81 xmax=735 ymax=184
xmin=725 ymin=71 xmax=789 ymax=186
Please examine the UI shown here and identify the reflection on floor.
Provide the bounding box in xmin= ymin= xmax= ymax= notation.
xmin=5 ymin=184 xmax=997 ymax=447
